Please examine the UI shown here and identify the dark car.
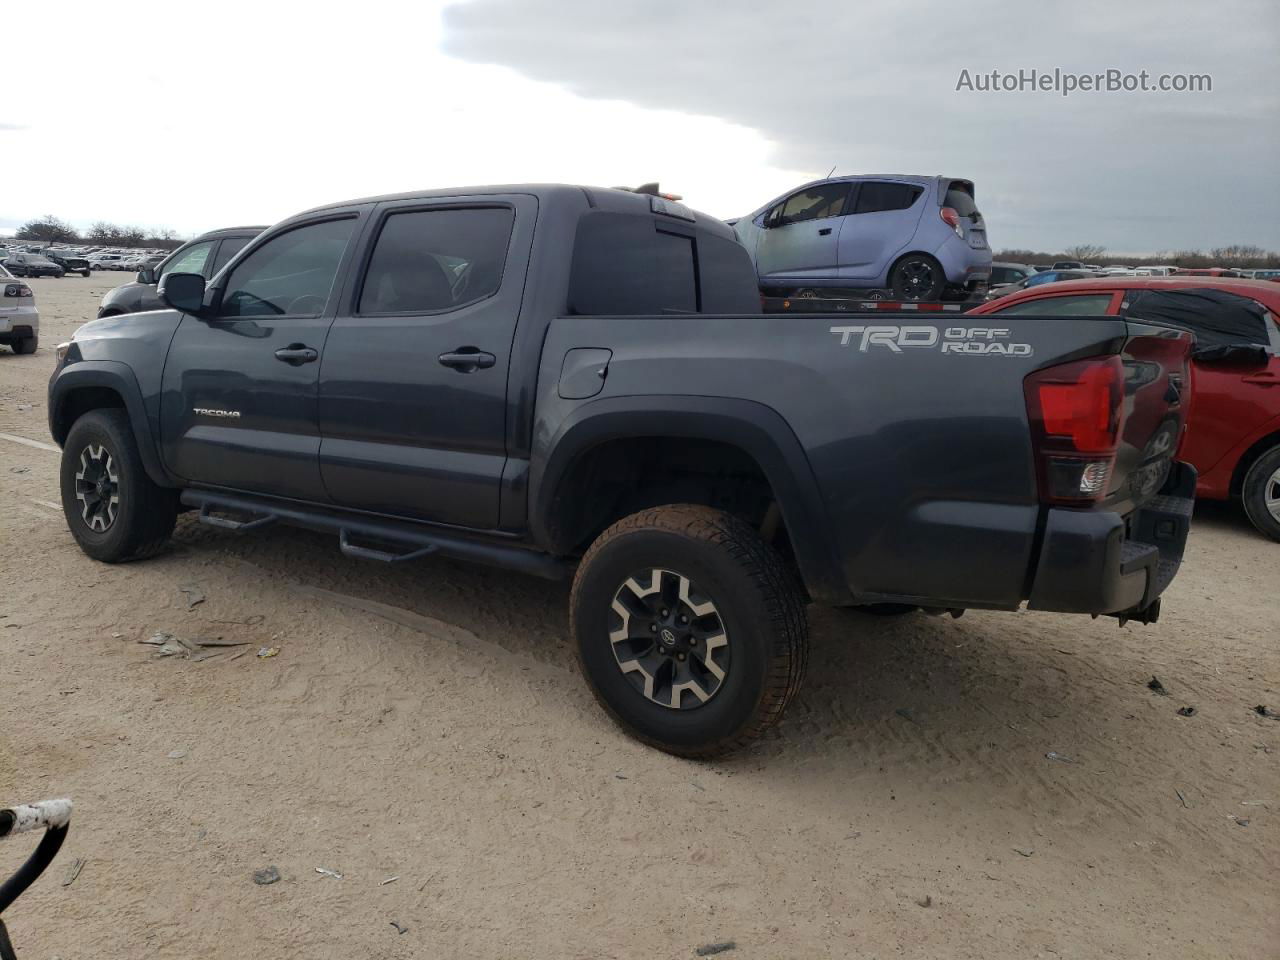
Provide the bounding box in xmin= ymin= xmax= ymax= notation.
xmin=50 ymin=183 xmax=1195 ymax=757
xmin=6 ymin=252 xmax=64 ymax=278
xmin=985 ymin=261 xmax=1037 ymax=299
xmin=46 ymin=251 xmax=91 ymax=277
xmin=97 ymin=226 xmax=264 ymax=318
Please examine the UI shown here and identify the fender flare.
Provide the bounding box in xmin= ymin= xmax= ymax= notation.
xmin=48 ymin=360 xmax=174 ymax=488
xmin=529 ymin=395 xmax=847 ymax=603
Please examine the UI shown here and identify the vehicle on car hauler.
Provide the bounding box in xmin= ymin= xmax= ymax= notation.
xmin=48 ymin=183 xmax=1195 ymax=757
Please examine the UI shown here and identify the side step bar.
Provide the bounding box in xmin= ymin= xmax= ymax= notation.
xmin=181 ymin=490 xmax=571 ymax=581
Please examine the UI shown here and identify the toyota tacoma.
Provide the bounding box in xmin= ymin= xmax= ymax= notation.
xmin=48 ymin=183 xmax=1196 ymax=757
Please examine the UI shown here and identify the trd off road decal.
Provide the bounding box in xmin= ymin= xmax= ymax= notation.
xmin=829 ymin=325 xmax=1033 ymax=356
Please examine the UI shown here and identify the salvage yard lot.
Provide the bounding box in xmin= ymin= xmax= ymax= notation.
xmin=1 ymin=276 xmax=1277 ymax=959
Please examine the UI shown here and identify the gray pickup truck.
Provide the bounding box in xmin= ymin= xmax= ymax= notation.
xmin=47 ymin=184 xmax=1196 ymax=757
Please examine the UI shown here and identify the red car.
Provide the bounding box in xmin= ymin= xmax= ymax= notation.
xmin=971 ymin=277 xmax=1280 ymax=540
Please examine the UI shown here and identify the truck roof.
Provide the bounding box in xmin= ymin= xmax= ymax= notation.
xmin=293 ymin=183 xmax=738 ymax=241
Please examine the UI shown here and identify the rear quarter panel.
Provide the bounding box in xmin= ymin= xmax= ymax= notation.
xmin=536 ymin=313 xmax=1142 ymax=608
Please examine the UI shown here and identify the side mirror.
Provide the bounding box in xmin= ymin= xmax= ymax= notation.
xmin=158 ymin=272 xmax=206 ymax=315
xmin=138 ymin=268 xmax=156 ymax=284
xmin=1191 ymin=343 xmax=1269 ymax=368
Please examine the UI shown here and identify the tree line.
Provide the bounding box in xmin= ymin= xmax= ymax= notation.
xmin=12 ymin=215 xmax=186 ymax=251
xmin=994 ymin=243 xmax=1280 ymax=269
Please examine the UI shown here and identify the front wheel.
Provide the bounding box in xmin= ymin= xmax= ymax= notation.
xmin=571 ymin=504 xmax=808 ymax=758
xmin=59 ymin=409 xmax=178 ymax=562
xmin=889 ymin=254 xmax=945 ymax=301
xmin=1242 ymin=446 xmax=1280 ymax=542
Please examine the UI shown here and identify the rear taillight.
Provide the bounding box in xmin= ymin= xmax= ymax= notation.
xmin=1024 ymin=356 xmax=1126 ymax=505
xmin=4 ymin=283 xmax=32 ymax=298
xmin=940 ymin=206 xmax=963 ymax=237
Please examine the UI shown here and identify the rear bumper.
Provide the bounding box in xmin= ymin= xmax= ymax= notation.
xmin=0 ymin=308 xmax=39 ymax=338
xmin=1027 ymin=461 xmax=1196 ymax=617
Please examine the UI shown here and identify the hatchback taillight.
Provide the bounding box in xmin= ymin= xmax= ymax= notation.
xmin=4 ymin=283 xmax=32 ymax=298
xmin=940 ymin=206 xmax=963 ymax=237
xmin=1024 ymin=356 xmax=1125 ymax=504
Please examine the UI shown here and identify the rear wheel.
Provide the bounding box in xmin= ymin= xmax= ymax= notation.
xmin=1242 ymin=446 xmax=1280 ymax=542
xmin=14 ymin=336 xmax=37 ymax=355
xmin=889 ymin=254 xmax=945 ymax=301
xmin=572 ymin=504 xmax=808 ymax=758
xmin=59 ymin=409 xmax=178 ymax=562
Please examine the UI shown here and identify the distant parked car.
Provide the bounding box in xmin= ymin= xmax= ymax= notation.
xmin=45 ymin=250 xmax=92 ymax=277
xmin=733 ymin=175 xmax=991 ymax=301
xmin=98 ymin=226 xmax=265 ymax=318
xmin=5 ymin=252 xmax=64 ymax=278
xmin=1051 ymin=260 xmax=1084 ymax=270
xmin=971 ymin=275 xmax=1280 ymax=541
xmin=985 ymin=261 xmax=1037 ymax=299
xmin=1172 ymin=267 xmax=1245 ymax=278
xmin=0 ymin=262 xmax=40 ymax=354
xmin=88 ymin=254 xmax=127 ymax=270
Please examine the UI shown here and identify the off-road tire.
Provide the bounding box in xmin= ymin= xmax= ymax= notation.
xmin=60 ymin=408 xmax=178 ymax=562
xmin=1242 ymin=445 xmax=1280 ymax=542
xmin=14 ymin=336 xmax=37 ymax=355
xmin=571 ymin=504 xmax=808 ymax=758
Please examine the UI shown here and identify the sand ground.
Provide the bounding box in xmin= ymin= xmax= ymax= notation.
xmin=0 ymin=274 xmax=1276 ymax=959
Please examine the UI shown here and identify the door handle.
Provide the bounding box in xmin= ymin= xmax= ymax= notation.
xmin=818 ymin=227 xmax=832 ymax=236
xmin=439 ymin=348 xmax=496 ymax=373
xmin=274 ymin=343 xmax=318 ymax=365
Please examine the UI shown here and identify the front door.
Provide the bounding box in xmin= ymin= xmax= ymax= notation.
xmin=159 ymin=214 xmax=361 ymax=501
xmin=317 ymin=195 xmax=533 ymax=529
xmin=754 ymin=182 xmax=850 ymax=285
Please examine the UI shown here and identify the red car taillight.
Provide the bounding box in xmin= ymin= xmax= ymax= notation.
xmin=939 ymin=206 xmax=963 ymax=237
xmin=4 ymin=283 xmax=32 ymax=298
xmin=1024 ymin=356 xmax=1125 ymax=505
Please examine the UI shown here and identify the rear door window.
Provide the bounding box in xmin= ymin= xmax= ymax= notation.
xmin=777 ymin=183 xmax=851 ymax=225
xmin=358 ymin=207 xmax=515 ymax=315
xmin=219 ymin=218 xmax=355 ymax=318
xmin=853 ymin=182 xmax=923 ymax=214
xmin=992 ymin=293 xmax=1117 ymax=316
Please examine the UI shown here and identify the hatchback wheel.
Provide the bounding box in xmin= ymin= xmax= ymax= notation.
xmin=890 ymin=254 xmax=945 ymax=301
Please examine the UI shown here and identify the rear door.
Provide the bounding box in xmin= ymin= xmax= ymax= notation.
xmin=317 ymin=194 xmax=534 ymax=529
xmin=754 ymin=182 xmax=850 ymax=284
xmin=836 ymin=180 xmax=925 ymax=281
xmin=159 ymin=212 xmax=362 ymax=500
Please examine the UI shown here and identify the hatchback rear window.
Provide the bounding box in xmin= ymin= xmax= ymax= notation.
xmin=944 ymin=184 xmax=979 ymax=217
xmin=854 ymin=182 xmax=922 ymax=214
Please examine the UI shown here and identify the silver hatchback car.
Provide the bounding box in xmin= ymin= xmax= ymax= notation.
xmin=733 ymin=175 xmax=991 ymax=301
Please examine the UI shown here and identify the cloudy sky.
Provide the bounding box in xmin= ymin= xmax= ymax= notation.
xmin=2 ymin=0 xmax=1276 ymax=253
